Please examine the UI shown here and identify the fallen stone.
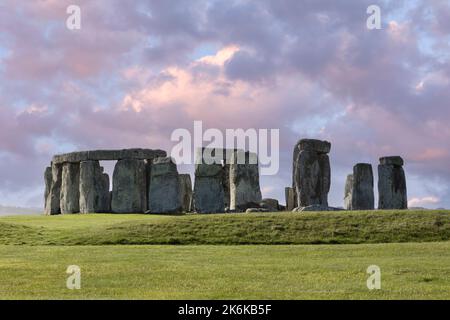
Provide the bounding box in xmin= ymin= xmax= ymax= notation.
xmin=293 ymin=205 xmax=343 ymax=212
xmin=260 ymin=198 xmax=279 ymax=212
xmin=111 ymin=159 xmax=146 ymax=213
xmin=148 ymin=157 xmax=182 ymax=214
xmin=246 ymin=208 xmax=269 ymax=213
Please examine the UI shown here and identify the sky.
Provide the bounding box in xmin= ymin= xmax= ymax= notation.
xmin=0 ymin=0 xmax=450 ymax=210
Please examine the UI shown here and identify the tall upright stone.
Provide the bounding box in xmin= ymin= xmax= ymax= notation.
xmin=378 ymin=156 xmax=407 ymax=209
xmin=229 ymin=150 xmax=262 ymax=211
xmin=344 ymin=174 xmax=353 ymax=210
xmin=60 ymin=162 xmax=80 ymax=214
xmin=293 ymin=139 xmax=331 ymax=208
xmin=79 ymin=161 xmax=110 ymax=213
xmin=44 ymin=166 xmax=52 ymax=213
xmin=193 ymin=148 xmax=225 ymax=213
xmin=145 ymin=160 xmax=152 ymax=208
xmin=223 ymin=162 xmax=231 ymax=209
xmin=351 ymin=163 xmax=374 ymax=210
xmin=45 ymin=162 xmax=62 ymax=215
xmin=285 ymin=187 xmax=295 ymax=211
xmin=179 ymin=174 xmax=192 ymax=212
xmin=111 ymin=159 xmax=146 ymax=213
xmin=292 ymin=147 xmax=300 ymax=208
xmin=147 ymin=157 xmax=182 ymax=214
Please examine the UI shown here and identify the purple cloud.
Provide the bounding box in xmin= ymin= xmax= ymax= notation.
xmin=1 ymin=0 xmax=450 ymax=209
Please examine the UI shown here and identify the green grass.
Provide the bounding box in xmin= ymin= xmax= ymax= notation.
xmin=0 ymin=210 xmax=449 ymax=245
xmin=1 ymin=211 xmax=449 ymax=299
xmin=0 ymin=242 xmax=449 ymax=299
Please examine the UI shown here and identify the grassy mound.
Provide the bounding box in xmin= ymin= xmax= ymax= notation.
xmin=0 ymin=210 xmax=449 ymax=245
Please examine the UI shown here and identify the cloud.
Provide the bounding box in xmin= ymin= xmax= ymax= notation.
xmin=1 ymin=1 xmax=450 ymax=209
xmin=408 ymin=196 xmax=440 ymax=208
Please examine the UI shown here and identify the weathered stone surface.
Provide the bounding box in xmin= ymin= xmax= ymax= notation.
xmin=292 ymin=147 xmax=299 ymax=208
xmin=193 ymin=148 xmax=226 ymax=213
xmin=148 ymin=157 xmax=181 ymax=214
xmin=179 ymin=174 xmax=192 ymax=212
xmin=344 ymin=174 xmax=353 ymax=210
xmin=193 ymin=163 xmax=225 ymax=213
xmin=379 ymin=156 xmax=404 ymax=166
xmin=145 ymin=160 xmax=152 ymax=207
xmin=196 ymin=147 xmax=242 ymax=208
xmin=294 ymin=146 xmax=331 ymax=207
xmin=111 ymin=159 xmax=146 ymax=213
xmin=44 ymin=166 xmax=52 ymax=213
xmin=285 ymin=187 xmax=295 ymax=211
xmin=260 ymin=198 xmax=279 ymax=212
xmin=293 ymin=205 xmax=343 ymax=212
xmin=229 ymin=151 xmax=262 ymax=211
xmin=223 ymin=164 xmax=231 ymax=208
xmin=297 ymin=139 xmax=331 ymax=154
xmin=60 ymin=162 xmax=80 ymax=214
xmin=53 ymin=148 xmax=166 ymax=164
xmin=79 ymin=161 xmax=110 ymax=213
xmin=45 ymin=163 xmax=63 ymax=215
xmin=378 ymin=158 xmax=407 ymax=209
xmin=351 ymin=163 xmax=374 ymax=210
xmin=195 ymin=162 xmax=223 ymax=176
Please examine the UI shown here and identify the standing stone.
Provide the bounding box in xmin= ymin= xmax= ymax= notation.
xmin=351 ymin=163 xmax=374 ymax=210
xmin=293 ymin=139 xmax=331 ymax=208
xmin=344 ymin=174 xmax=353 ymax=210
xmin=193 ymin=164 xmax=225 ymax=213
xmin=179 ymin=174 xmax=192 ymax=212
xmin=229 ymin=150 xmax=262 ymax=211
xmin=44 ymin=166 xmax=52 ymax=213
xmin=79 ymin=161 xmax=110 ymax=213
xmin=145 ymin=160 xmax=152 ymax=209
xmin=193 ymin=148 xmax=225 ymax=213
xmin=60 ymin=162 xmax=80 ymax=214
xmin=223 ymin=163 xmax=231 ymax=209
xmin=378 ymin=156 xmax=407 ymax=209
xmin=45 ymin=163 xmax=62 ymax=215
xmin=148 ymin=157 xmax=182 ymax=214
xmin=285 ymin=187 xmax=295 ymax=211
xmin=111 ymin=159 xmax=146 ymax=213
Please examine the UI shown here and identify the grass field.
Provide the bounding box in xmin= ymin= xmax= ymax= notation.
xmin=0 ymin=210 xmax=449 ymax=245
xmin=0 ymin=242 xmax=449 ymax=299
xmin=0 ymin=210 xmax=449 ymax=299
